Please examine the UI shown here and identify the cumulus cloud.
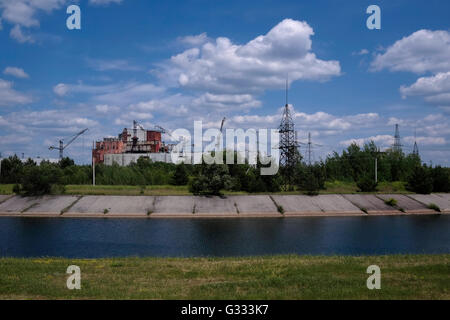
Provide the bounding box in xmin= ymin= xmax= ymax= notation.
xmin=163 ymin=19 xmax=341 ymax=94
xmin=178 ymin=33 xmax=209 ymax=46
xmin=371 ymin=30 xmax=450 ymax=73
xmin=3 ymin=66 xmax=29 ymax=79
xmin=0 ymin=78 xmax=32 ymax=106
xmin=0 ymin=0 xmax=67 ymax=43
xmin=400 ymin=72 xmax=450 ymax=105
xmin=95 ymin=104 xmax=120 ymax=113
xmin=340 ymin=135 xmax=394 ymax=147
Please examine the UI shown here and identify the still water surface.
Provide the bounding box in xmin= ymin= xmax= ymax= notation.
xmin=0 ymin=216 xmax=449 ymax=258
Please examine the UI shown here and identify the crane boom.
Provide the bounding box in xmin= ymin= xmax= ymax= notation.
xmin=49 ymin=128 xmax=89 ymax=159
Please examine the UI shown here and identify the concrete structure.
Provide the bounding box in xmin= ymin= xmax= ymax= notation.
xmin=93 ymin=123 xmax=165 ymax=165
xmin=66 ymin=195 xmax=154 ymax=217
xmin=376 ymin=194 xmax=435 ymax=214
xmin=152 ymin=196 xmax=195 ymax=216
xmin=271 ymin=195 xmax=323 ymax=215
xmin=436 ymin=193 xmax=450 ymax=202
xmin=24 ymin=195 xmax=79 ymax=216
xmin=229 ymin=195 xmax=280 ymax=216
xmin=408 ymin=194 xmax=450 ymax=213
xmin=0 ymin=194 xmax=447 ymax=218
xmin=343 ymin=194 xmax=401 ymax=215
xmin=194 ymin=196 xmax=238 ymax=216
xmin=104 ymin=153 xmax=172 ymax=166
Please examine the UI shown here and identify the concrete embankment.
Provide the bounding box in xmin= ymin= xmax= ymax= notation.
xmin=0 ymin=193 xmax=448 ymax=218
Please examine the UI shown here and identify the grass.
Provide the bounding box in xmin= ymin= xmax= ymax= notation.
xmin=0 ymin=255 xmax=448 ymax=300
xmin=427 ymin=203 xmax=441 ymax=212
xmin=0 ymin=180 xmax=416 ymax=197
xmin=384 ymin=198 xmax=398 ymax=207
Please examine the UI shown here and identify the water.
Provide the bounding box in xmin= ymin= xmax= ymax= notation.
xmin=0 ymin=216 xmax=449 ymax=258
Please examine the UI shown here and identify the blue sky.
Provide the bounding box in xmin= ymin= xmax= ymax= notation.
xmin=1 ymin=0 xmax=450 ymax=165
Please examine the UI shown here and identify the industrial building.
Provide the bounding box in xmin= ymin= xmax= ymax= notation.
xmin=93 ymin=121 xmax=174 ymax=165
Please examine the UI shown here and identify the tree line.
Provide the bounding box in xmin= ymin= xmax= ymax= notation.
xmin=1 ymin=141 xmax=449 ymax=195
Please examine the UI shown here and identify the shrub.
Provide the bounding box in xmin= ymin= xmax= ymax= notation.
xmin=356 ymin=174 xmax=378 ymax=192
xmin=189 ymin=163 xmax=232 ymax=196
xmin=407 ymin=165 xmax=433 ymax=194
xmin=19 ymin=164 xmax=62 ymax=196
xmin=431 ymin=166 xmax=450 ymax=192
xmin=427 ymin=203 xmax=441 ymax=212
xmin=384 ymin=198 xmax=397 ymax=207
xmin=171 ymin=163 xmax=189 ymax=185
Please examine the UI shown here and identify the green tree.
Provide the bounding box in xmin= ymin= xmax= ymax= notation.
xmin=171 ymin=163 xmax=189 ymax=185
xmin=407 ymin=165 xmax=433 ymax=194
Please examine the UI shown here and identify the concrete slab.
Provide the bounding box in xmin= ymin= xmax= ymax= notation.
xmin=194 ymin=196 xmax=238 ymax=216
xmin=24 ymin=195 xmax=80 ymax=216
xmin=343 ymin=194 xmax=401 ymax=215
xmin=228 ymin=195 xmax=280 ymax=216
xmin=435 ymin=193 xmax=450 ymax=202
xmin=312 ymin=195 xmax=364 ymax=215
xmin=271 ymin=195 xmax=323 ymax=216
xmin=376 ymin=194 xmax=435 ymax=214
xmin=0 ymin=195 xmax=13 ymax=204
xmin=0 ymin=196 xmax=40 ymax=214
xmin=408 ymin=194 xmax=450 ymax=213
xmin=152 ymin=196 xmax=194 ymax=217
xmin=66 ymin=196 xmax=153 ymax=217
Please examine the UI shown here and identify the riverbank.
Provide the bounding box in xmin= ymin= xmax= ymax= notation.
xmin=0 ymin=193 xmax=448 ymax=218
xmin=0 ymin=254 xmax=448 ymax=299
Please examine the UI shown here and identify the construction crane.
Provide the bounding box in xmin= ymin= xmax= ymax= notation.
xmin=156 ymin=125 xmax=191 ymax=157
xmin=215 ymin=117 xmax=226 ymax=150
xmin=49 ymin=128 xmax=89 ymax=160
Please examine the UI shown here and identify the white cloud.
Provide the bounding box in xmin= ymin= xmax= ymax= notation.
xmin=192 ymin=93 xmax=261 ymax=110
xmin=340 ymin=135 xmax=394 ymax=147
xmin=0 ymin=0 xmax=68 ymax=43
xmin=163 ymin=19 xmax=341 ymax=94
xmin=53 ymin=83 xmax=69 ymax=96
xmin=400 ymin=72 xmax=450 ymax=105
xmin=0 ymin=78 xmax=32 ymax=106
xmin=95 ymin=104 xmax=120 ymax=113
xmin=404 ymin=136 xmax=446 ymax=145
xmin=371 ymin=30 xmax=450 ymax=74
xmin=352 ymin=49 xmax=369 ymax=56
xmin=178 ymin=33 xmax=209 ymax=46
xmin=86 ymin=58 xmax=142 ymax=72
xmin=3 ymin=66 xmax=29 ymax=79
xmin=10 ymin=24 xmax=34 ymax=43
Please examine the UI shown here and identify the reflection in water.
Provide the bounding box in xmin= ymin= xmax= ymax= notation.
xmin=0 ymin=216 xmax=448 ymax=258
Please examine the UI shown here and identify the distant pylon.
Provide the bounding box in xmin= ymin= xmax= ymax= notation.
xmin=307 ymin=132 xmax=312 ymax=166
xmin=393 ymin=124 xmax=402 ymax=152
xmin=412 ymin=129 xmax=419 ymax=156
xmin=278 ymin=78 xmax=300 ymax=190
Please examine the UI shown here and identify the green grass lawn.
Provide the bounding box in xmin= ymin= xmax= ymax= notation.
xmin=0 ymin=181 xmax=410 ymax=196
xmin=0 ymin=255 xmax=448 ymax=299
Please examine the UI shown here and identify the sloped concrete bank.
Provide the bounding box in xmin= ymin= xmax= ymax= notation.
xmin=0 ymin=193 xmax=448 ymax=218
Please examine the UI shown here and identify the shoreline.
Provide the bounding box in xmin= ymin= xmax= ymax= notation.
xmin=0 ymin=193 xmax=448 ymax=218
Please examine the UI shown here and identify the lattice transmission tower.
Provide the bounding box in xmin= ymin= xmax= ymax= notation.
xmin=392 ymin=124 xmax=402 ymax=152
xmin=278 ymin=80 xmax=300 ymax=190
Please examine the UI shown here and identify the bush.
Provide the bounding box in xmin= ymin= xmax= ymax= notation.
xmin=19 ymin=164 xmax=62 ymax=196
xmin=431 ymin=166 xmax=450 ymax=192
xmin=189 ymin=163 xmax=232 ymax=196
xmin=171 ymin=163 xmax=189 ymax=185
xmin=407 ymin=165 xmax=433 ymax=194
xmin=356 ymin=174 xmax=378 ymax=192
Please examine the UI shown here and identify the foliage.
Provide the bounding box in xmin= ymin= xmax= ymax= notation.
xmin=17 ymin=163 xmax=63 ymax=196
xmin=407 ymin=165 xmax=433 ymax=194
xmin=356 ymin=173 xmax=378 ymax=192
xmin=171 ymin=163 xmax=189 ymax=185
xmin=189 ymin=162 xmax=232 ymax=196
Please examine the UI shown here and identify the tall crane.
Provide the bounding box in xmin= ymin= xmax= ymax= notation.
xmin=215 ymin=117 xmax=226 ymax=150
xmin=49 ymin=128 xmax=89 ymax=159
